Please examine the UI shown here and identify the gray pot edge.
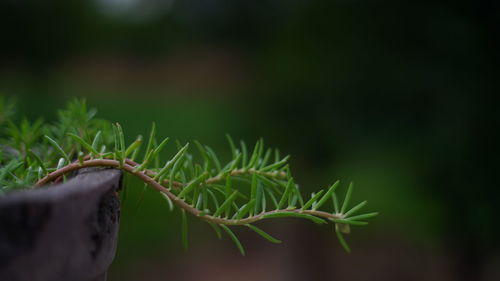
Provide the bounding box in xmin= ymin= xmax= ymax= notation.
xmin=0 ymin=168 xmax=122 ymax=281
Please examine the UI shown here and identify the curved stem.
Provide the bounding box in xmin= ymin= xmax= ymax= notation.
xmin=63 ymin=156 xmax=286 ymax=189
xmin=35 ymin=158 xmax=341 ymax=226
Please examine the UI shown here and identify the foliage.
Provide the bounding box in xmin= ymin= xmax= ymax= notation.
xmin=0 ymin=98 xmax=377 ymax=254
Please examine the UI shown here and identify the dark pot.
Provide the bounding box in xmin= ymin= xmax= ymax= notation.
xmin=0 ymin=168 xmax=122 ymax=281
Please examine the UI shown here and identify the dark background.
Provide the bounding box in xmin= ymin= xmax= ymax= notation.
xmin=1 ymin=1 xmax=499 ymax=280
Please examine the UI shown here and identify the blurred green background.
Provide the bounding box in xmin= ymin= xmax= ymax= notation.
xmin=1 ymin=0 xmax=498 ymax=280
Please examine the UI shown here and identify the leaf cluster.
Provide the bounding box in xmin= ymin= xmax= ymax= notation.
xmin=0 ymin=98 xmax=378 ymax=254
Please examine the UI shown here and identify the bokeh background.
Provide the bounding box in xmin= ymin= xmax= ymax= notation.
xmin=1 ymin=0 xmax=499 ymax=280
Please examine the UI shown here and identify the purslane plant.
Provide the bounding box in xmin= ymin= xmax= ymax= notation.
xmin=0 ymin=98 xmax=377 ymax=254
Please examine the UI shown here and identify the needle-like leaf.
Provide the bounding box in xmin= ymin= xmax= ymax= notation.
xmin=250 ymin=173 xmax=258 ymax=212
xmin=313 ymin=180 xmax=340 ymax=211
xmin=277 ymin=178 xmax=294 ymax=209
xmin=302 ymin=190 xmax=325 ymax=210
xmin=340 ymin=182 xmax=354 ymax=214
xmin=178 ymin=172 xmax=208 ymax=198
xmin=67 ymin=133 xmax=99 ymax=155
xmin=240 ymin=140 xmax=248 ymax=167
xmin=221 ymin=225 xmax=245 ymax=256
xmin=225 ymin=175 xmax=232 ymax=217
xmin=335 ymin=225 xmax=351 ymax=253
xmin=246 ymin=224 xmax=281 ymax=244
xmin=235 ymin=199 xmax=256 ymax=220
xmin=208 ymin=222 xmax=222 ymax=239
xmin=247 ymin=139 xmax=263 ymax=169
xmin=44 ymin=135 xmax=70 ymax=162
xmin=225 ymin=134 xmax=238 ymax=159
xmin=160 ymin=192 xmax=174 ymax=211
xmin=27 ymin=150 xmax=47 ymax=174
xmin=264 ymin=188 xmax=279 ymax=209
xmin=333 ymin=219 xmax=369 ymax=226
xmin=213 ymin=190 xmax=238 ymax=217
xmin=156 ymin=143 xmax=189 ymax=181
xmin=91 ymin=131 xmax=102 ymax=155
xmin=343 ymin=200 xmax=368 ymax=218
xmin=261 ymin=155 xmax=290 ymax=172
xmin=144 ymin=122 xmax=156 ymax=162
xmin=124 ymin=136 xmax=142 ymax=159
xmin=205 ymin=145 xmax=221 ymax=172
xmin=344 ymin=212 xmax=379 ymax=221
xmin=332 ymin=192 xmax=340 ymax=214
xmin=152 ymin=137 xmax=170 ymax=158
xmin=263 ymin=212 xmax=326 ymax=224
xmin=115 ymin=123 xmax=125 ymax=152
xmin=259 ymin=148 xmax=272 ymax=169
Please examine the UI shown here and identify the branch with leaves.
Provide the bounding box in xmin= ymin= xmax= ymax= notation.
xmin=0 ymin=98 xmax=377 ymax=254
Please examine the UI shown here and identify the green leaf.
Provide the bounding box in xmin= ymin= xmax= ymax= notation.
xmin=332 ymin=192 xmax=340 ymax=213
xmin=344 ymin=212 xmax=379 ymax=221
xmin=246 ymin=224 xmax=281 ymax=244
xmin=340 ymin=182 xmax=354 ymax=214
xmin=144 ymin=122 xmax=156 ymax=162
xmin=207 ymin=189 xmax=220 ymax=210
xmin=221 ymin=225 xmax=245 ymax=256
xmin=262 ymin=212 xmax=326 ymax=224
xmin=226 ymin=153 xmax=242 ymax=172
xmin=208 ymin=222 xmax=222 ymax=239
xmin=181 ymin=210 xmax=188 ymax=250
xmin=0 ymin=160 xmax=23 ymax=183
xmin=44 ymin=135 xmax=70 ymax=162
xmin=194 ymin=140 xmax=210 ymax=172
xmin=169 ymin=153 xmax=185 ymax=188
xmin=112 ymin=123 xmax=119 ymax=153
xmin=277 ymin=178 xmax=294 ymax=209
xmin=91 ymin=131 xmax=102 ymax=155
xmin=301 ymin=190 xmax=324 ymax=210
xmin=343 ymin=200 xmax=367 ymax=218
xmin=133 ymin=149 xmax=153 ymax=172
xmin=247 ymin=139 xmax=262 ymax=169
xmin=250 ymin=173 xmax=258 ymax=211
xmin=235 ymin=199 xmax=256 ymax=220
xmin=115 ymin=123 xmax=125 ymax=152
xmin=333 ymin=219 xmax=368 ymax=226
xmin=254 ymin=182 xmax=264 ymax=214
xmin=195 ymin=193 xmax=204 ymax=209
xmin=225 ymin=175 xmax=232 ymax=217
xmin=160 ymin=192 xmax=174 ymax=211
xmin=178 ymin=172 xmax=208 ymax=198
xmin=264 ymin=188 xmax=279 ymax=209
xmin=312 ymin=180 xmax=340 ymax=211
xmin=67 ymin=133 xmax=99 ymax=155
xmin=130 ymin=135 xmax=143 ymax=161
xmin=256 ymin=174 xmax=279 ymax=189
xmin=225 ymin=134 xmax=238 ymax=159
xmin=261 ymin=155 xmax=290 ymax=172
xmin=240 ymin=140 xmax=248 ymax=167
xmin=335 ymin=225 xmax=351 ymax=253
xmin=124 ymin=136 xmax=142 ymax=159
xmin=205 ymin=145 xmax=221 ymax=172
xmin=293 ymin=184 xmax=304 ymax=207
xmin=156 ymin=143 xmax=189 ymax=181
xmin=213 ymin=190 xmax=239 ymax=217
xmin=152 ymin=137 xmax=170 ymax=158
xmin=259 ymin=148 xmax=272 ymax=169
xmin=27 ymin=150 xmax=47 ymax=174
